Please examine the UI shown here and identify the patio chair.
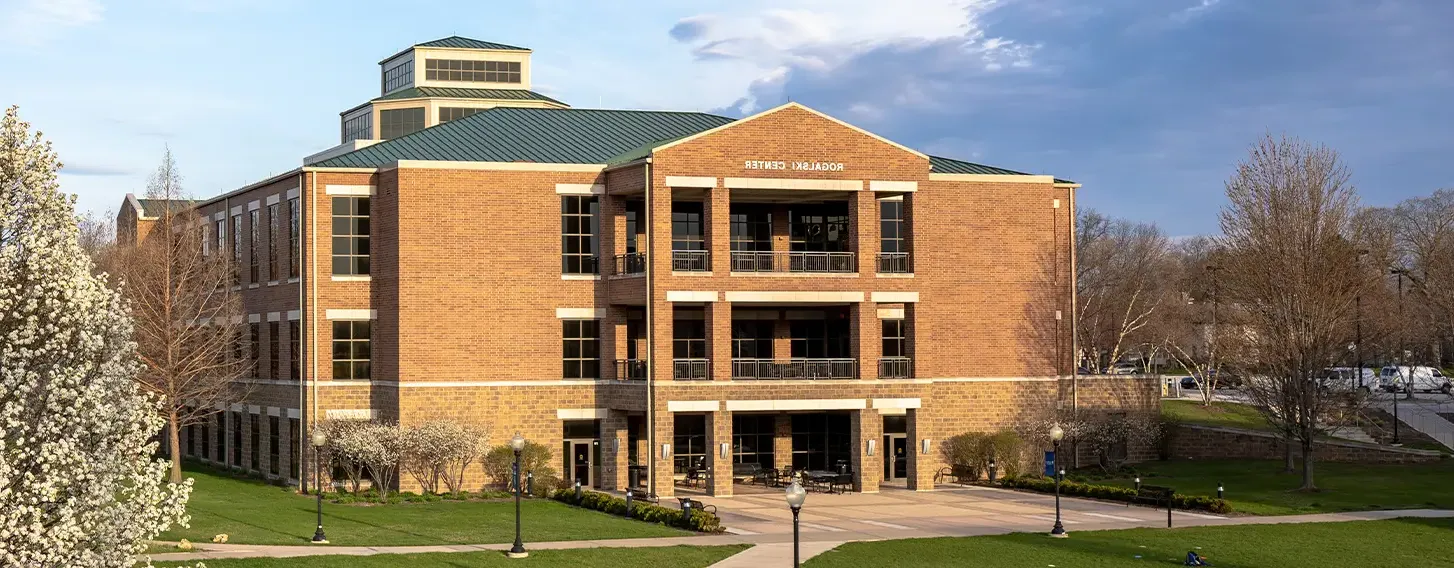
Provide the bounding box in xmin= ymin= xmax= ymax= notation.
xmin=831 ymin=472 xmax=853 ymax=494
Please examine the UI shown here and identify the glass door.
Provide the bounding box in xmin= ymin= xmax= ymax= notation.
xmin=883 ymin=434 xmax=907 ymax=480
xmin=571 ymin=442 xmax=592 ymax=488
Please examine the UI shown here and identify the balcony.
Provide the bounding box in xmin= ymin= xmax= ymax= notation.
xmin=673 ymin=358 xmax=710 ymax=380
xmin=729 ymin=251 xmax=856 ymax=274
xmin=672 ymin=250 xmax=710 ymax=272
xmin=731 ymin=358 xmax=857 ymax=380
xmin=611 ymin=253 xmax=646 ymax=276
xmin=878 ymin=357 xmax=913 ymax=379
xmin=877 ymin=253 xmax=911 ymax=274
xmin=616 ymin=359 xmax=647 ymax=380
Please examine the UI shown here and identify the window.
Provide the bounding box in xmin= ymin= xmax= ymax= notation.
xmin=790 ymin=319 xmax=850 ymax=359
xmin=232 ymin=324 xmax=242 ymax=361
xmin=790 ymin=203 xmax=850 ymax=252
xmin=231 ymin=411 xmax=243 ymax=467
xmin=730 ymin=207 xmax=772 ymax=252
xmin=332 ymin=197 xmax=370 ymax=276
xmin=200 ymin=418 xmax=210 ymax=461
xmin=289 ymin=418 xmax=300 ymax=479
xmin=214 ymin=219 xmax=225 ymax=259
xmin=674 ymin=316 xmax=707 ymax=362
xmin=425 ymin=59 xmax=521 ymax=83
xmin=269 ymin=321 xmax=280 ymax=380
xmin=560 ymin=196 xmax=598 ymax=274
xmin=791 ymin=413 xmax=852 ymax=471
xmin=332 ymin=321 xmax=371 ymax=380
xmin=249 ymin=414 xmax=259 ymax=472
xmin=288 ymin=198 xmax=300 ymax=279
xmin=733 ymin=414 xmax=776 ymax=469
xmin=673 ymin=414 xmax=706 ymax=474
xmin=268 ymin=416 xmax=280 ymax=476
xmin=379 ymin=107 xmax=425 ymax=140
xmin=268 ymin=203 xmax=280 ymax=280
xmin=231 ymin=214 xmax=242 ymax=284
xmin=731 ymin=320 xmax=774 ymax=359
xmin=382 ymin=61 xmax=413 ymax=93
xmin=186 ymin=418 xmax=195 ymax=456
xmin=562 ymin=319 xmax=600 ymax=379
xmin=250 ymin=323 xmax=260 ymax=374
xmin=882 ymin=319 xmax=906 ymax=358
xmin=879 ymin=200 xmax=907 ymax=272
xmin=671 ymin=202 xmax=705 ymax=252
xmin=289 ymin=320 xmax=300 ymax=380
xmin=215 ymin=413 xmax=225 ymax=462
xmin=249 ymin=210 xmax=260 ymax=283
xmin=624 ymin=201 xmax=644 ymax=254
xmin=438 ymin=107 xmax=485 ymax=123
xmin=342 ymin=112 xmax=373 ymax=142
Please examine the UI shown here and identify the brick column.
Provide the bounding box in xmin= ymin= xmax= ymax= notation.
xmin=904 ymin=303 xmax=918 ymax=378
xmin=901 ymin=193 xmax=915 ymax=272
xmin=603 ymin=410 xmax=630 ymax=491
xmin=851 ymin=190 xmax=880 ymax=276
xmin=905 ymin=408 xmax=936 ymax=491
xmin=852 ymin=409 xmax=883 ymax=492
xmin=652 ymin=409 xmax=675 ymax=498
xmin=852 ymin=302 xmax=879 ymax=380
xmin=772 ymin=312 xmax=791 ymax=361
xmin=602 ymin=193 xmax=626 ymax=270
xmin=773 ymin=413 xmax=793 ymax=471
xmin=605 ymin=307 xmax=627 ymax=380
xmin=771 ymin=205 xmax=790 ymax=253
xmin=709 ymin=301 xmax=733 ymax=380
xmin=706 ymin=186 xmax=731 ymax=274
xmin=707 ymin=410 xmax=733 ymax=496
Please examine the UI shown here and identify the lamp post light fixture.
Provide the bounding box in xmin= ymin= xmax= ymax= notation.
xmin=508 ymin=433 xmax=528 ymax=559
xmin=310 ymin=431 xmax=329 ymax=544
xmin=785 ymin=480 xmax=807 ymax=568
xmin=1049 ymin=425 xmax=1067 ymax=538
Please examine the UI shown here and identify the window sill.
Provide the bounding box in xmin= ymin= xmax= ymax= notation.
xmin=561 ymin=274 xmax=601 ymax=281
xmin=671 ymin=271 xmax=714 ymax=277
xmin=230 ymin=285 xmax=243 ymax=292
xmin=287 ymin=277 xmax=300 ymax=284
xmin=247 ymin=283 xmax=260 ymax=289
xmin=331 ymin=275 xmax=372 ymax=282
xmin=267 ymin=280 xmax=280 ymax=286
xmin=607 ymin=273 xmax=645 ymax=280
xmin=875 ymin=273 xmax=915 ymax=278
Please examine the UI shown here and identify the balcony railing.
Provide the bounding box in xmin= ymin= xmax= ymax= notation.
xmin=616 ymin=359 xmax=647 ymax=380
xmin=672 ymin=250 xmax=710 ymax=272
xmin=673 ymin=358 xmax=710 ymax=380
xmin=729 ymin=251 xmax=856 ymax=273
xmin=612 ymin=253 xmax=647 ymax=276
xmin=878 ymin=357 xmax=913 ymax=379
xmin=731 ymin=358 xmax=857 ymax=380
xmin=877 ymin=252 xmax=911 ymax=274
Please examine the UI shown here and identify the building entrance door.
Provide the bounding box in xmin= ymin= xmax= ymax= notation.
xmin=883 ymin=434 xmax=908 ymax=481
xmin=567 ymin=441 xmax=593 ymax=488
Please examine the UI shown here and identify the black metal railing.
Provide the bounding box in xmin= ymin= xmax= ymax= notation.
xmin=729 ymin=251 xmax=856 ymax=273
xmin=612 ymin=253 xmax=647 ymax=275
xmin=616 ymin=359 xmax=647 ymax=380
xmin=671 ymin=250 xmax=710 ymax=272
xmin=731 ymin=358 xmax=857 ymax=380
xmin=879 ymin=357 xmax=912 ymax=379
xmin=673 ymin=358 xmax=710 ymax=380
xmin=877 ymin=252 xmax=911 ymax=274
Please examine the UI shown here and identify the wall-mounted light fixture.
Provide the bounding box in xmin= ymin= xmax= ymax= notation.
xmin=720 ymin=442 xmax=729 ymax=459
xmin=661 ymin=443 xmax=672 ymax=459
xmin=921 ymin=439 xmax=932 ymax=455
xmin=612 ymin=437 xmax=620 ymax=452
xmin=867 ymin=439 xmax=877 ymax=457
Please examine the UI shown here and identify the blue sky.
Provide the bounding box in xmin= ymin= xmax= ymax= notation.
xmin=2 ymin=0 xmax=1450 ymax=236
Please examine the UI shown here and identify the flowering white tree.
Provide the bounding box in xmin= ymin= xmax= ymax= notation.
xmin=0 ymin=106 xmax=191 ymax=566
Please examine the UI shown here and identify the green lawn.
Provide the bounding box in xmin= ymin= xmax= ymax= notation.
xmin=1162 ymin=399 xmax=1271 ymax=430
xmin=159 ymin=464 xmax=687 ymax=546
xmin=154 ymin=545 xmax=747 ymax=567
xmin=1099 ymin=459 xmax=1454 ymax=515
xmin=806 ymin=518 xmax=1454 ymax=567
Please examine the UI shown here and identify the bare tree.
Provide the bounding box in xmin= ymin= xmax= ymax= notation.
xmin=1217 ymin=135 xmax=1373 ymax=490
xmin=1075 ymin=210 xmax=1176 ymax=373
xmin=1389 ymin=189 xmax=1454 ymax=368
xmin=77 ymin=209 xmax=116 ymax=273
xmin=114 ymin=149 xmax=250 ymax=483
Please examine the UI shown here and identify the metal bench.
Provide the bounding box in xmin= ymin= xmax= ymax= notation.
xmin=678 ymin=497 xmax=717 ymax=515
xmin=1132 ymin=485 xmax=1175 ymax=527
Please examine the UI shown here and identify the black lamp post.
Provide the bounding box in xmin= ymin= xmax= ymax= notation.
xmin=785 ymin=480 xmax=807 ymax=567
xmin=310 ymin=431 xmax=328 ymax=544
xmin=1049 ymin=425 xmax=1067 ymax=538
xmin=508 ymin=433 xmax=528 ymax=559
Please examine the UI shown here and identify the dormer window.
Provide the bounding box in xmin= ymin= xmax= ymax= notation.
xmin=425 ymin=59 xmax=521 ymax=83
xmin=382 ymin=62 xmax=413 ymax=93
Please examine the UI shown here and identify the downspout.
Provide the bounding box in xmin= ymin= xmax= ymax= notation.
xmin=643 ymin=159 xmax=655 ymax=495
xmin=1068 ymin=186 xmax=1079 ymax=418
xmin=296 ymin=172 xmax=307 ymax=490
xmin=309 ymin=172 xmax=320 ymax=472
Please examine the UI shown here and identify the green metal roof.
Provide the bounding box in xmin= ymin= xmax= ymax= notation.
xmin=928 ymin=155 xmax=1030 ymax=175
xmin=374 ymin=87 xmax=566 ymax=106
xmin=136 ymin=198 xmax=201 ymax=217
xmin=416 ymin=36 xmax=528 ymax=51
xmin=312 ymin=107 xmax=735 ymax=168
xmin=604 ymin=133 xmax=698 ymax=166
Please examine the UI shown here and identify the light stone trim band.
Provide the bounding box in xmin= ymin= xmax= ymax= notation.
xmin=725 ymin=291 xmax=864 ymax=303
xmin=267 ymin=407 xmax=281 ymax=417
xmin=230 ymin=206 xmax=243 ymax=215
xmin=664 ymin=176 xmax=716 ymax=188
xmin=727 ymin=399 xmax=868 ymax=412
xmin=871 ymin=398 xmax=922 ymax=409
xmin=247 ymin=200 xmax=260 ymax=211
xmin=556 ymin=308 xmax=606 ymax=319
xmin=286 ymin=310 xmax=300 ymax=320
xmin=667 ymin=400 xmax=720 ymax=412
xmin=393 ymin=160 xmax=605 ymax=173
xmin=723 ymin=177 xmax=862 ymax=191
xmin=869 ymin=180 xmax=918 ymax=192
xmin=266 ymin=312 xmax=281 ymax=322
xmin=556 ymin=408 xmax=609 ymax=420
xmin=325 ymin=184 xmax=376 ymax=196
xmin=287 ymin=408 xmax=301 ymax=419
xmin=286 ymin=188 xmax=300 ymax=199
xmin=266 ymin=195 xmax=280 ymax=206
xmin=666 ymin=290 xmax=718 ymax=302
xmin=871 ymin=291 xmax=919 ymax=303
xmin=325 ymin=309 xmax=377 ymax=320
xmin=247 ymin=314 xmax=261 ymax=323
xmin=248 ymin=404 xmax=261 ymax=414
xmin=555 ymin=183 xmax=605 ymax=195
xmin=877 ymin=308 xmax=905 ymax=319
xmin=928 ymin=173 xmax=1056 ymax=184
xmin=879 ymin=408 xmax=907 ymax=416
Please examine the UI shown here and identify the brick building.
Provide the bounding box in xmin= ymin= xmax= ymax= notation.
xmin=119 ymin=37 xmax=1156 ymax=497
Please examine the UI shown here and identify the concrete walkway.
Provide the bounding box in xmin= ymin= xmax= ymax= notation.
xmin=1377 ymin=398 xmax=1454 ymax=450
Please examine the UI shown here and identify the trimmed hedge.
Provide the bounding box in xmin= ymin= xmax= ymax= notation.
xmin=997 ymin=475 xmax=1232 ymax=514
xmin=550 ymin=489 xmax=724 ymax=533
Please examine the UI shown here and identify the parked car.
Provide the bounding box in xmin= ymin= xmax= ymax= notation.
xmin=1377 ymin=366 xmax=1452 ymax=394
xmin=1320 ymin=367 xmax=1377 ymax=392
xmin=1110 ymin=363 xmax=1140 ymax=375
xmin=1180 ymin=376 xmax=1200 ymax=390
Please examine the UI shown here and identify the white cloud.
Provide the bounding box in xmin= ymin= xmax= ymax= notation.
xmin=666 ymin=0 xmax=1036 ymax=112
xmin=0 ymin=0 xmax=104 ymax=47
xmin=1172 ymin=0 xmax=1222 ymax=22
